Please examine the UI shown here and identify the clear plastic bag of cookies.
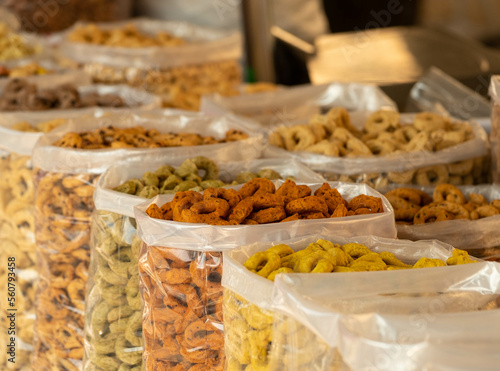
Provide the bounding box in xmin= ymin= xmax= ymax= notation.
xmin=84 ymin=154 xmax=300 ymax=370
xmin=323 ymin=154 xmax=492 ymax=189
xmin=223 ymin=234 xmax=500 ymax=370
xmin=134 ymin=181 xmax=396 ymax=370
xmin=30 ymin=110 xmax=262 ymax=370
xmin=267 ymin=110 xmax=490 ymax=186
xmin=383 ymin=183 xmax=500 ymax=260
xmin=58 ymin=19 xmax=242 ymax=110
xmin=0 ymin=111 xmax=98 ymax=371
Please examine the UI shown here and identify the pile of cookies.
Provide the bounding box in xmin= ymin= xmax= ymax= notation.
xmin=114 ymin=157 xmax=289 ymax=197
xmin=0 ymin=79 xmax=126 ymax=111
xmin=53 ymin=127 xmax=248 ymax=149
xmin=68 ymin=23 xmax=186 ymax=47
xmin=145 ymin=179 xmax=385 ymax=225
xmin=385 ymin=184 xmax=500 ymax=225
xmin=270 ymin=108 xmax=475 ymax=157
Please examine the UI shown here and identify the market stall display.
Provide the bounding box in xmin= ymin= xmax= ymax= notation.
xmin=59 ymin=19 xmax=242 ymax=110
xmin=134 ymin=181 xmax=396 ymax=371
xmin=85 ymin=156 xmax=321 ymax=371
xmin=30 ymin=111 xmax=262 ymax=371
xmin=267 ymin=109 xmax=490 ymax=188
xmin=201 ymin=82 xmax=396 ymax=126
xmin=223 ymin=234 xmax=500 ymax=370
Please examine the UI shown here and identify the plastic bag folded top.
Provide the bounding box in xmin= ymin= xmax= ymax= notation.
xmin=95 ymin=157 xmax=324 ymax=217
xmin=336 ymin=308 xmax=500 ymax=371
xmin=265 ymin=112 xmax=489 ymax=175
xmin=200 ymin=82 xmax=397 ymax=125
xmin=32 ymin=110 xmax=264 ymax=174
xmin=265 ymin=236 xmax=500 ymax=349
xmin=134 ymin=181 xmax=396 ymax=251
xmin=58 ymin=18 xmax=242 ymax=69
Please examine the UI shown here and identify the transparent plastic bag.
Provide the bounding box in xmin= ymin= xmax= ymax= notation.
xmin=0 ymin=109 xmax=103 ymax=371
xmin=323 ymin=155 xmax=492 ymax=189
xmin=201 ymin=82 xmax=397 ymax=126
xmin=32 ymin=110 xmax=260 ymax=370
xmin=84 ymin=211 xmax=143 ymax=371
xmin=58 ymin=19 xmax=243 ymax=110
xmin=135 ymin=181 xmax=396 ymax=371
xmin=83 ymin=153 xmax=320 ymax=371
xmin=408 ymin=67 xmax=491 ymax=132
xmin=265 ymin=113 xmax=490 ymax=178
xmin=390 ymin=184 xmax=500 ymax=258
xmin=336 ymin=308 xmax=500 ymax=371
xmin=231 ymin=235 xmax=500 ymax=371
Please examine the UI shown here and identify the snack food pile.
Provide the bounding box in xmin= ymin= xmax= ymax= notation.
xmin=0 ymin=23 xmax=37 ymax=61
xmin=145 ymin=180 xmax=384 ymax=225
xmin=0 ymin=79 xmax=126 ymax=111
xmin=386 ymin=184 xmax=500 ymax=225
xmin=270 ymin=109 xmax=475 ymax=157
xmin=53 ymin=127 xmax=248 ymax=149
xmin=224 ymin=238 xmax=477 ymax=370
xmin=68 ymin=23 xmax=186 ymax=47
xmin=114 ymin=157 xmax=289 ymax=197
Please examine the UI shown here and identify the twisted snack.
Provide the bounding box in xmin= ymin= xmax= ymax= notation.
xmin=385 ymin=184 xmax=500 ymax=225
xmin=84 ymin=212 xmax=144 ymax=371
xmin=139 ymin=247 xmax=225 ymax=370
xmin=270 ymin=109 xmax=475 ymax=158
xmin=114 ymin=158 xmax=291 ymax=196
xmin=0 ymin=79 xmax=127 ymax=111
xmin=146 ymin=180 xmax=385 ymax=225
xmin=225 ymin=239 xmax=476 ymax=370
xmin=0 ymin=154 xmax=37 ymax=371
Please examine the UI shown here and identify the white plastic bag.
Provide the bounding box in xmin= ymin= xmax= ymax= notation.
xmin=84 ymin=155 xmax=323 ymax=371
xmin=0 ymin=109 xmax=106 ymax=371
xmin=265 ymin=113 xmax=489 ymax=176
xmin=264 ymin=235 xmax=500 ymax=371
xmin=201 ymin=82 xmax=397 ymax=126
xmin=31 ymin=110 xmax=262 ymax=371
xmin=336 ymin=309 xmax=500 ymax=371
xmin=223 ymin=235 xmax=496 ymax=371
xmin=392 ymin=185 xmax=500 ymax=256
xmin=134 ymin=181 xmax=395 ymax=370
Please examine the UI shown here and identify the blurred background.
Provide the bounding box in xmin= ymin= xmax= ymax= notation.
xmin=3 ymin=0 xmax=500 ymax=109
